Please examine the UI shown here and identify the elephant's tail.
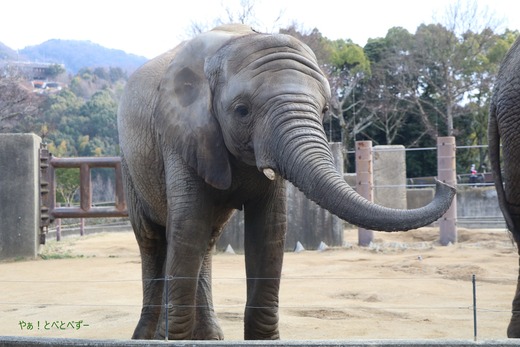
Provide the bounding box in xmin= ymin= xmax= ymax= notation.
xmin=489 ymin=102 xmax=518 ymax=241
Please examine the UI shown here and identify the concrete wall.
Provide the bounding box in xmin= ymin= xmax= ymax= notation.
xmin=0 ymin=134 xmax=41 ymax=260
xmin=407 ymin=188 xmax=435 ymax=209
xmin=373 ymin=145 xmax=407 ymax=209
xmin=218 ymin=143 xmax=344 ymax=252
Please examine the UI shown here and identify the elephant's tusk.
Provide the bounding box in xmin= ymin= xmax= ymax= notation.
xmin=263 ymin=168 xmax=276 ymax=181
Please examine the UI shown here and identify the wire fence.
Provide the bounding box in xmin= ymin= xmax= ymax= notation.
xmin=345 ymin=144 xmax=494 ymax=188
xmin=0 ymin=272 xmax=517 ymax=341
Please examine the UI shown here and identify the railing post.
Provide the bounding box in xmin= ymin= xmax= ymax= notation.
xmin=80 ymin=218 xmax=85 ymax=236
xmin=437 ymin=136 xmax=457 ymax=245
xmin=356 ymin=140 xmax=373 ymax=246
xmin=56 ymin=203 xmax=61 ymax=242
xmin=79 ymin=163 xmax=91 ymax=212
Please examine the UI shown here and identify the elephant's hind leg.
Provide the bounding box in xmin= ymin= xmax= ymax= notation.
xmin=133 ymin=229 xmax=166 ymax=340
xmin=508 ymin=247 xmax=520 ymax=338
xmin=123 ymin=160 xmax=167 ymax=339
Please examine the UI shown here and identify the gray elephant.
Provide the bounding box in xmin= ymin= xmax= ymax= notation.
xmin=489 ymin=36 xmax=520 ymax=338
xmin=117 ymin=24 xmax=455 ymax=340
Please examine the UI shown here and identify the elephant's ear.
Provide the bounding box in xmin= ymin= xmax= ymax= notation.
xmin=155 ymin=26 xmax=253 ymax=190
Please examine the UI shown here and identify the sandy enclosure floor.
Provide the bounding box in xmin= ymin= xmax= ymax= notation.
xmin=0 ymin=227 xmax=518 ymax=341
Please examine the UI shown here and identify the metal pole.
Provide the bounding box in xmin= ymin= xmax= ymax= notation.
xmin=356 ymin=141 xmax=373 ymax=246
xmin=164 ymin=276 xmax=169 ymax=341
xmin=80 ymin=218 xmax=85 ymax=236
xmin=56 ymin=217 xmax=61 ymax=242
xmin=473 ymin=274 xmax=477 ymax=341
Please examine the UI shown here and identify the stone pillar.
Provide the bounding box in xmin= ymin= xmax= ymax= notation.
xmin=355 ymin=141 xmax=373 ymax=246
xmin=0 ymin=134 xmax=42 ymax=259
xmin=437 ymin=136 xmax=457 ymax=245
xmin=373 ymin=145 xmax=406 ymax=209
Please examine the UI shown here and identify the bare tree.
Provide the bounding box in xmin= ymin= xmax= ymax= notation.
xmin=0 ymin=70 xmax=43 ymax=132
xmin=186 ymin=0 xmax=284 ymax=37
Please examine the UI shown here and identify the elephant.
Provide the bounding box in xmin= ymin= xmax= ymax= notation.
xmin=489 ymin=36 xmax=520 ymax=338
xmin=117 ymin=24 xmax=456 ymax=340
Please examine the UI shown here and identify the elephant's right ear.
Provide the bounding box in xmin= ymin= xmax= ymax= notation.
xmin=154 ymin=33 xmax=238 ymax=190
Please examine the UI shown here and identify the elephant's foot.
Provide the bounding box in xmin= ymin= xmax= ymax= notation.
xmin=192 ymin=321 xmax=224 ymax=340
xmin=507 ymin=313 xmax=520 ymax=338
xmin=244 ymin=307 xmax=280 ymax=340
xmin=132 ymin=312 xmax=160 ymax=340
xmin=244 ymin=330 xmax=280 ymax=340
xmin=193 ymin=309 xmax=224 ymax=340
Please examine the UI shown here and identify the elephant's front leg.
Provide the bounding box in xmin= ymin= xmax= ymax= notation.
xmin=155 ymin=215 xmax=216 ymax=339
xmin=243 ymin=181 xmax=287 ymax=340
xmin=154 ymin=165 xmax=217 ymax=340
xmin=192 ymin=251 xmax=224 ymax=339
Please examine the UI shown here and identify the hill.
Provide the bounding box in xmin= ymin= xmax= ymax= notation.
xmin=17 ymin=39 xmax=148 ymax=74
xmin=0 ymin=42 xmax=22 ymax=61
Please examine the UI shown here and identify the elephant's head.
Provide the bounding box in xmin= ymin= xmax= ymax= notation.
xmin=156 ymin=24 xmax=455 ymax=231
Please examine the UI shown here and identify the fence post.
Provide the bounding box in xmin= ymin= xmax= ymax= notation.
xmin=437 ymin=136 xmax=457 ymax=245
xmin=0 ymin=134 xmax=42 ymax=260
xmin=80 ymin=218 xmax=85 ymax=236
xmin=356 ymin=141 xmax=373 ymax=246
xmin=56 ymin=218 xmax=61 ymax=242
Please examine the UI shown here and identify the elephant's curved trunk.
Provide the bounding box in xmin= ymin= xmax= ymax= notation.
xmin=264 ymin=111 xmax=456 ymax=232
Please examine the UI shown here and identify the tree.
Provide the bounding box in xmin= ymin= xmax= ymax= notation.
xmin=455 ymin=29 xmax=519 ymax=172
xmin=404 ymin=1 xmax=505 ymax=138
xmin=186 ymin=0 xmax=283 ymax=37
xmin=47 ymin=140 xmax=80 ymax=205
xmin=80 ymin=90 xmax=117 ymax=137
xmin=361 ymin=28 xmax=417 ymax=145
xmin=325 ymin=39 xmax=372 ymax=151
xmin=0 ymin=74 xmax=43 ymax=132
xmin=46 ymin=64 xmax=65 ymax=79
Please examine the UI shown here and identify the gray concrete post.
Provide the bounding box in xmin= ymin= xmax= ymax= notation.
xmin=437 ymin=136 xmax=457 ymax=245
xmin=373 ymin=145 xmax=406 ymax=209
xmin=0 ymin=134 xmax=42 ymax=260
xmin=355 ymin=141 xmax=374 ymax=246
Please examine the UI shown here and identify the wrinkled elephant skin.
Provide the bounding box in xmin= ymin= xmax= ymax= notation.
xmin=489 ymin=36 xmax=520 ymax=338
xmin=117 ymin=24 xmax=456 ymax=340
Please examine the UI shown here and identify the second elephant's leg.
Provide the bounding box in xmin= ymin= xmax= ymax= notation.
xmin=243 ymin=181 xmax=287 ymax=340
xmin=508 ymin=247 xmax=520 ymax=338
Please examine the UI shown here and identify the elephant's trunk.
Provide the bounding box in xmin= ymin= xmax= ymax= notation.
xmin=261 ymin=109 xmax=456 ymax=232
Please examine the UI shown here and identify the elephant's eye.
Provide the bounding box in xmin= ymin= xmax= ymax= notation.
xmin=234 ymin=104 xmax=250 ymax=117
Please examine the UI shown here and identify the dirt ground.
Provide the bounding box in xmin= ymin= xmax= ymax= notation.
xmin=1 ymin=226 xmax=518 ymax=341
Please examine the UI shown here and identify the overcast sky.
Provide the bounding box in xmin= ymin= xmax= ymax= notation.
xmin=2 ymin=0 xmax=519 ymax=59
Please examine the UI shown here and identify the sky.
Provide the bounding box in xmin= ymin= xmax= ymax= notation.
xmin=2 ymin=0 xmax=519 ymax=59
